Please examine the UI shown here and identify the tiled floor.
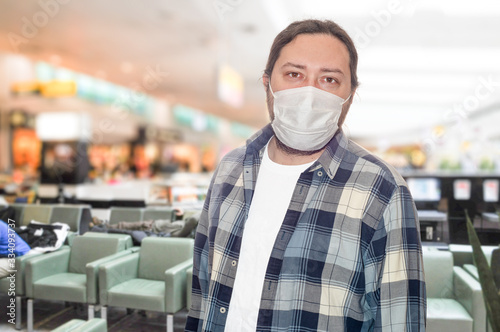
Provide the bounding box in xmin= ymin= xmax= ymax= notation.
xmin=0 ymin=295 xmax=188 ymax=331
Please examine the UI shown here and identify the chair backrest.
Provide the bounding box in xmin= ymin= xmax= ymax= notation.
xmin=422 ymin=248 xmax=454 ymax=298
xmin=139 ymin=237 xmax=194 ymax=281
xmin=50 ymin=206 xmax=83 ymax=232
xmin=10 ymin=203 xmax=26 ymax=225
xmin=21 ymin=205 xmax=53 ymax=226
xmin=142 ymin=208 xmax=174 ymax=221
xmin=79 ymin=207 xmax=93 ymax=235
xmin=68 ymin=236 xmax=122 ymax=274
xmin=83 ymin=232 xmax=133 ymax=249
xmin=109 ymin=207 xmax=144 ymax=223
xmin=448 ymin=244 xmax=499 ymax=267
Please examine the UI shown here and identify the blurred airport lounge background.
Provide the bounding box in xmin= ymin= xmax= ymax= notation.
xmin=0 ymin=0 xmax=500 ymax=331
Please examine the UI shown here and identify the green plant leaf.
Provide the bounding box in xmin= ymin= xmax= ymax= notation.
xmin=465 ymin=210 xmax=500 ymax=332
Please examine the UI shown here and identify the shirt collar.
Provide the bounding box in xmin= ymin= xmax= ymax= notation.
xmin=316 ymin=129 xmax=348 ymax=179
xmin=246 ymin=124 xmax=348 ymax=179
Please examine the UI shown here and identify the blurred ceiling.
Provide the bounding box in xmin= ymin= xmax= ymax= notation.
xmin=0 ymin=0 xmax=499 ymax=146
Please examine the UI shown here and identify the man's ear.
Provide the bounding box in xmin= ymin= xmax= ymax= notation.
xmin=346 ymin=88 xmax=356 ymax=107
xmin=338 ymin=88 xmax=356 ymax=128
xmin=262 ymin=74 xmax=269 ymax=88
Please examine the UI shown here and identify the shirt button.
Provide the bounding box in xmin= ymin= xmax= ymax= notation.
xmin=317 ymin=171 xmax=323 ymax=177
xmin=231 ymin=260 xmax=237 ymax=267
xmin=220 ymin=307 xmax=226 ymax=314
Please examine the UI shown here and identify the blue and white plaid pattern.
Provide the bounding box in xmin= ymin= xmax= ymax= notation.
xmin=186 ymin=125 xmax=426 ymax=332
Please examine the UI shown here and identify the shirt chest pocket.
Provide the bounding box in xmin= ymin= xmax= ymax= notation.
xmin=282 ymin=223 xmax=362 ymax=283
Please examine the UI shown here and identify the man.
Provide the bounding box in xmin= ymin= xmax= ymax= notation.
xmin=186 ymin=19 xmax=426 ymax=331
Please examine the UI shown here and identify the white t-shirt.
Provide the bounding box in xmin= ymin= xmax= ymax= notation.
xmin=225 ymin=142 xmax=315 ymax=332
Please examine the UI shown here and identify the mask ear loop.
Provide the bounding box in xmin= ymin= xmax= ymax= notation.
xmin=341 ymin=94 xmax=352 ymax=105
xmin=268 ymin=82 xmax=276 ymax=98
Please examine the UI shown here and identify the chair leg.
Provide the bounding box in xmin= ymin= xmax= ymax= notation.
xmin=27 ymin=299 xmax=33 ymax=332
xmin=15 ymin=296 xmax=22 ymax=330
xmin=88 ymin=304 xmax=95 ymax=319
xmin=101 ymin=306 xmax=107 ymax=320
xmin=166 ymin=314 xmax=173 ymax=332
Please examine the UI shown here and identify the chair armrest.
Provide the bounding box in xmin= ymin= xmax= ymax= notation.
xmin=164 ymin=259 xmax=193 ymax=313
xmin=86 ymin=249 xmax=134 ymax=304
xmin=14 ymin=246 xmax=70 ymax=295
xmin=14 ymin=252 xmax=43 ymax=295
xmin=98 ymin=253 xmax=140 ymax=305
xmin=463 ymin=264 xmax=479 ymax=280
xmin=65 ymin=231 xmax=78 ymax=246
xmin=25 ymin=249 xmax=71 ymax=298
xmin=129 ymin=246 xmax=141 ymax=253
xmin=453 ymin=266 xmax=486 ymax=332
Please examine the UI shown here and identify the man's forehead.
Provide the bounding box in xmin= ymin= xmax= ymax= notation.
xmin=277 ymin=33 xmax=350 ymax=67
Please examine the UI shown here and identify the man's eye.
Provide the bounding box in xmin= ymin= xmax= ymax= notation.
xmin=324 ymin=77 xmax=337 ymax=84
xmin=287 ymin=72 xmax=300 ymax=78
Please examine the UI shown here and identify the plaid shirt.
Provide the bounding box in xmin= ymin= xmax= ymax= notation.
xmin=186 ymin=125 xmax=426 ymax=332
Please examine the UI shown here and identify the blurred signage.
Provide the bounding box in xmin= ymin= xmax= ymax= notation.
xmin=172 ymin=104 xmax=219 ymax=133
xmin=172 ymin=104 xmax=255 ymax=139
xmin=11 ymin=80 xmax=77 ymax=97
xmin=11 ymin=81 xmax=40 ymax=95
xmin=217 ymin=64 xmax=244 ymax=108
xmin=36 ymin=112 xmax=91 ymax=141
xmin=453 ymin=179 xmax=471 ymax=200
xmin=40 ymin=80 xmax=77 ymax=97
xmin=33 ymin=62 xmax=154 ymax=120
xmin=483 ymin=179 xmax=499 ymax=202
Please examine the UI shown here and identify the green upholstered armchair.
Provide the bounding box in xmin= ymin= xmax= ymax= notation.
xmin=25 ymin=234 xmax=133 ymax=332
xmin=0 ymin=246 xmax=70 ymax=330
xmin=1 ymin=204 xmax=92 ymax=329
xmin=50 ymin=205 xmax=93 ymax=235
xmin=423 ymin=248 xmax=487 ymax=332
xmin=461 ymin=245 xmax=499 ymax=280
xmin=461 ymin=246 xmax=499 ymax=332
xmin=98 ymin=237 xmax=194 ymax=332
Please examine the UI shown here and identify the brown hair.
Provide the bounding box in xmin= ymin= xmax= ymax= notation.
xmin=264 ymin=19 xmax=359 ymax=92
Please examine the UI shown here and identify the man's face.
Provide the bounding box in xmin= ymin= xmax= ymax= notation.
xmin=265 ymin=33 xmax=353 ymax=121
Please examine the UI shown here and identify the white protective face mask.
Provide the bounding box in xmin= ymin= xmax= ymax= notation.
xmin=270 ymin=84 xmax=350 ymax=151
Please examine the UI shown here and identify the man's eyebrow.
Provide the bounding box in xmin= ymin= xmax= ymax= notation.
xmin=320 ymin=67 xmax=345 ymax=76
xmin=281 ymin=62 xmax=345 ymax=76
xmin=281 ymin=62 xmax=306 ymax=70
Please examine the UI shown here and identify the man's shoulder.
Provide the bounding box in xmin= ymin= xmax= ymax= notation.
xmin=345 ymin=139 xmax=407 ymax=188
xmin=219 ymin=145 xmax=247 ymax=166
xmin=211 ymin=145 xmax=247 ymax=182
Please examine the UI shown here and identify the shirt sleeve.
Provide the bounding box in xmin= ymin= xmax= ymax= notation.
xmin=372 ymin=185 xmax=427 ymax=331
xmin=185 ymin=179 xmax=213 ymax=332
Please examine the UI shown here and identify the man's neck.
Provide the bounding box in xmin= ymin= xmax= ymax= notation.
xmin=267 ymin=136 xmax=324 ymax=166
